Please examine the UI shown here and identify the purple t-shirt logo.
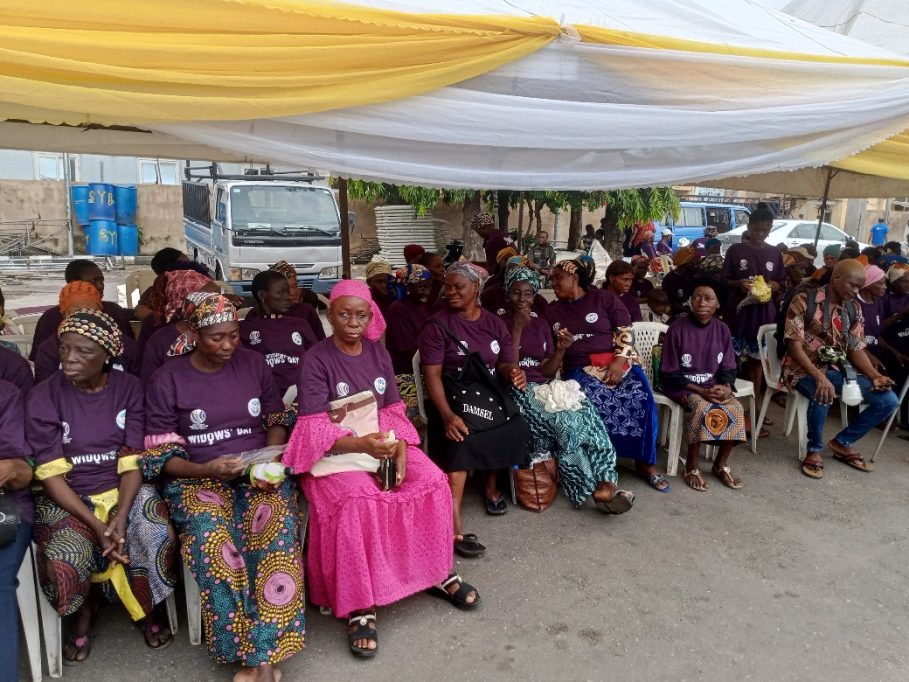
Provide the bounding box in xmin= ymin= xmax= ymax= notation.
xmin=190 ymin=409 xmax=208 ymax=430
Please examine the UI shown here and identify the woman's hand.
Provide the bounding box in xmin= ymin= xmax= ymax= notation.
xmin=203 ymin=456 xmax=245 ymax=481
xmin=768 ymin=280 xmax=780 ymax=293
xmin=603 ymin=357 xmax=626 ymax=386
xmin=707 ymin=384 xmax=733 ymax=402
xmin=510 ymin=367 xmax=528 ymax=390
xmin=394 ymin=440 xmax=407 ymax=488
xmin=738 ymin=280 xmax=753 ymax=293
xmin=512 ymin=308 xmax=533 ymax=332
xmin=555 ymin=328 xmax=573 ymax=351
xmin=93 ymin=518 xmax=129 ymax=565
xmin=871 ymin=375 xmax=895 ymax=392
xmin=443 ymin=413 xmax=470 ymax=442
xmin=358 ymin=433 xmax=398 ymax=460
xmin=102 ymin=513 xmax=129 ymax=562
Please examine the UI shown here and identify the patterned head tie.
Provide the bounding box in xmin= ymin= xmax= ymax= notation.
xmin=554 ymin=259 xmax=579 ymax=275
xmin=673 ymin=246 xmax=697 ymax=267
xmin=470 ymin=212 xmax=495 ymax=232
xmin=365 ymin=260 xmax=394 ymax=280
xmin=496 ymin=246 xmax=519 ymax=267
xmin=184 ymin=292 xmax=238 ymax=331
xmin=398 ymin=263 xmax=431 ymax=285
xmin=58 ymin=280 xmax=101 ymax=313
xmin=57 ymin=309 xmax=122 ymax=358
xmin=506 ymin=254 xmax=530 ymax=268
xmin=270 ymin=260 xmax=298 ymax=278
xmin=577 ymin=255 xmax=597 ymax=282
xmin=504 ymin=265 xmax=541 ymax=294
xmin=445 ymin=261 xmax=489 ymax=290
xmin=163 ymin=270 xmax=211 ymax=324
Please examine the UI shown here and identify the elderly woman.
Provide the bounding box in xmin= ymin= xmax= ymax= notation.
xmin=0 ymin=383 xmax=35 ymax=678
xmin=481 ymin=251 xmax=549 ymax=317
xmin=27 ymin=310 xmax=175 ymax=663
xmin=659 ymin=281 xmax=746 ymax=491
xmin=419 ymin=262 xmax=528 ymax=554
xmin=503 ymin=267 xmax=633 ymax=513
xmin=139 ymin=269 xmax=218 ymax=382
xmin=246 ymin=261 xmax=325 ymax=342
xmin=283 ymin=280 xmax=477 ymax=659
xmin=34 ymin=281 xmax=140 ymax=383
xmin=882 ymin=263 xmax=909 ymax=430
xmin=545 ymin=260 xmax=666 ymax=492
xmin=603 ymin=260 xmax=643 ymax=322
xmin=240 ymin=270 xmax=318 ymax=398
xmin=365 ymin=261 xmax=397 ymax=319
xmin=630 ymin=256 xmax=654 ymax=300
xmin=143 ymin=293 xmax=303 ymax=682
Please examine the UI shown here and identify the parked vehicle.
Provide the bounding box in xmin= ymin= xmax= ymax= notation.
xmin=183 ymin=165 xmax=343 ymax=295
xmin=716 ymin=220 xmax=869 ymax=268
xmin=657 ymin=201 xmax=751 ymax=250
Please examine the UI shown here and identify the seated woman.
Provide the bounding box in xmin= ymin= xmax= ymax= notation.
xmin=143 ymin=293 xmax=303 ymax=682
xmin=659 ymin=281 xmax=747 ymax=491
xmin=245 ymin=261 xmax=325 ymax=341
xmin=27 ymin=310 xmax=175 ymax=664
xmin=630 ymin=256 xmax=655 ymax=300
xmin=240 ymin=270 xmax=318 ymax=399
xmin=139 ymin=269 xmax=218 ymax=382
xmin=545 ymin=260 xmax=666 ymax=492
xmin=34 ymin=281 xmax=140 ymax=383
xmin=502 ymin=267 xmax=633 ymax=513
xmin=419 ymin=262 xmax=528 ymax=554
xmin=283 ymin=280 xmax=477 ymax=659
xmin=365 ymin=261 xmax=397 ymax=320
xmin=385 ymin=264 xmax=435 ymax=424
xmin=481 ymin=250 xmax=548 ymax=316
xmin=603 ymin=260 xmax=643 ymax=322
xmin=0 ymin=382 xmax=35 ymax=678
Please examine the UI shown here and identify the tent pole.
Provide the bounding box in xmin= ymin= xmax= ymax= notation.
xmin=812 ymin=166 xmax=835 ymax=250
xmin=338 ymin=177 xmax=351 ymax=279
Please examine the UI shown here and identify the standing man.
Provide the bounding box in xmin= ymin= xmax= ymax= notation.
xmin=529 ymin=231 xmax=556 ymax=278
xmin=656 ymin=228 xmax=674 ymax=255
xmin=581 ymin=224 xmax=597 ymax=252
xmin=471 ymin=212 xmax=509 ymax=275
xmin=870 ymin=218 xmax=889 ymax=247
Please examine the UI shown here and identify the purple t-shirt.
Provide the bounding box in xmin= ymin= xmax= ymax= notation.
xmin=245 ymin=301 xmax=325 ymax=342
xmin=298 ymin=337 xmax=401 ymax=416
xmin=500 ymin=312 xmax=553 ymax=384
xmin=27 ymin=370 xmax=144 ymax=496
xmin=661 ymin=270 xmax=694 ymax=314
xmin=239 ymin=315 xmax=317 ymax=395
xmin=0 ymin=381 xmax=33 ymax=524
xmin=859 ymin=296 xmax=885 ymax=357
xmin=145 ymin=348 xmax=282 ymax=464
xmin=30 ymin=300 xmax=133 ymax=361
xmin=0 ymin=345 xmax=34 ymax=394
xmin=483 ymin=230 xmax=509 ymax=273
xmin=616 ymin=291 xmax=643 ymax=322
xmin=34 ymin=333 xmax=140 ymax=384
xmin=632 ymin=277 xmax=654 ymax=300
xmin=418 ymin=308 xmax=514 ymax=375
xmin=480 ymin=284 xmax=549 ymax=318
xmin=385 ymin=297 xmax=434 ymax=375
xmin=721 ymin=243 xmax=785 ymax=338
xmin=140 ymin=321 xmax=182 ymax=383
xmin=660 ymin=316 xmax=736 ymax=403
xmin=543 ymin=288 xmax=632 ymax=374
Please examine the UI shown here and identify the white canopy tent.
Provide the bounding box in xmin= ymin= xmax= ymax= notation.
xmin=3 ymin=0 xmax=909 ymax=191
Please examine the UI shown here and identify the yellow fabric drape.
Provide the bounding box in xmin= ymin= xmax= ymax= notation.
xmin=0 ymin=0 xmax=559 ymax=124
xmin=833 ymin=132 xmax=909 ymax=181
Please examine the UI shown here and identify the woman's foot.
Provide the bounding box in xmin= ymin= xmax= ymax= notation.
xmin=234 ymin=664 xmax=281 ymax=682
xmin=712 ymin=465 xmax=743 ymax=489
xmin=636 ymin=464 xmax=670 ymax=492
xmin=63 ymin=599 xmax=98 ymax=665
xmin=484 ymin=494 xmax=508 ymax=516
xmin=595 ymin=490 xmax=635 ymax=514
xmin=801 ymin=453 xmax=824 ymax=479
xmin=454 ymin=533 xmax=486 ymax=558
xmin=347 ymin=611 xmax=378 ymax=658
xmin=684 ymin=468 xmax=709 ymax=492
xmin=139 ymin=605 xmax=174 ymax=650
xmin=428 ymin=574 xmax=480 ymax=610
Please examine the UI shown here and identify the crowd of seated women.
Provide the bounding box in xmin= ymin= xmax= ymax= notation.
xmin=0 ymin=216 xmax=905 ymax=679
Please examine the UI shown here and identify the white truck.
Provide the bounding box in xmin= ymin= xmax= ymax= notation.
xmin=183 ymin=165 xmax=343 ymax=295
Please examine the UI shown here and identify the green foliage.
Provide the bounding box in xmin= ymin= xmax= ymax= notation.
xmin=345 ymin=180 xmax=478 ymax=216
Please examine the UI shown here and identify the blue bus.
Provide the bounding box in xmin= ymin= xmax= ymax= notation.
xmin=657 ymin=202 xmax=751 ymax=250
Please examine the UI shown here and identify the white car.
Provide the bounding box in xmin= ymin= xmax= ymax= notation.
xmin=717 ymin=220 xmax=869 ymax=268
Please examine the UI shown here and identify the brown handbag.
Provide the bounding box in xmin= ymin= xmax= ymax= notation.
xmin=513 ymin=459 xmax=559 ymax=513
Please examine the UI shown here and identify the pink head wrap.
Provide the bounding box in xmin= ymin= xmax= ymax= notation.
xmin=329 ymin=280 xmax=387 ymax=341
xmin=864 ymin=265 xmax=885 ymax=288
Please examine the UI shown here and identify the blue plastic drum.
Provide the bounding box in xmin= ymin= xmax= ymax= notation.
xmin=117 ymin=224 xmax=139 ymax=256
xmin=114 ymin=185 xmax=137 ymax=225
xmin=87 ymin=220 xmax=118 ymax=255
xmin=87 ymin=183 xmax=115 ymax=221
xmin=71 ymin=185 xmax=90 ymax=225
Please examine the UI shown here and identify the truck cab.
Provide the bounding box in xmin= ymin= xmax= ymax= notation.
xmin=657 ymin=202 xmax=751 ymax=250
xmin=183 ymin=167 xmax=342 ymax=296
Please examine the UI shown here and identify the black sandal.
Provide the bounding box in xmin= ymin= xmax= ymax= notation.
xmin=428 ymin=574 xmax=481 ymax=610
xmin=454 ymin=533 xmax=486 ymax=558
xmin=485 ymin=495 xmax=508 ymax=516
xmin=347 ymin=612 xmax=378 ymax=659
xmin=595 ymin=490 xmax=635 ymax=515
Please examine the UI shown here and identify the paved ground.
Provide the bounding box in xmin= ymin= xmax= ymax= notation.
xmin=7 ymin=266 xmax=909 ymax=681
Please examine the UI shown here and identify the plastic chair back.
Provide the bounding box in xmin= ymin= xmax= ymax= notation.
xmin=632 ymin=321 xmax=668 ymax=385
xmin=756 ymin=323 xmax=782 ymax=389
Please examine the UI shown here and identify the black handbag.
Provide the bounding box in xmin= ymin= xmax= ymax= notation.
xmin=429 ymin=320 xmax=521 ymax=433
xmin=0 ymin=490 xmax=22 ymax=547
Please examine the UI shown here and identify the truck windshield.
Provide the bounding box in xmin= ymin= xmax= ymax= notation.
xmin=230 ymin=186 xmax=339 ymax=235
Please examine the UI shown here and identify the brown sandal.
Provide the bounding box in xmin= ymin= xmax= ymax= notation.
xmin=801 ymin=457 xmax=824 ymax=479
xmin=684 ymin=468 xmax=709 ymax=492
xmin=712 ymin=465 xmax=743 ymax=489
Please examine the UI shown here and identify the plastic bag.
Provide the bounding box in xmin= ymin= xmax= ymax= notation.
xmin=737 ymin=275 xmax=772 ymax=311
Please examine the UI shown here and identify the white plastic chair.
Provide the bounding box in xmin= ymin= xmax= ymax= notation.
xmin=639 ymin=304 xmax=654 ymax=322
xmin=704 ymin=378 xmax=758 ymax=461
xmin=632 ymin=322 xmax=685 ymax=476
xmin=17 ymin=545 xmax=45 ymax=681
xmin=124 ymin=269 xmax=157 ymax=308
xmin=871 ymin=375 xmax=909 ymax=463
xmin=12 ymin=315 xmax=41 ymax=339
xmin=412 ymin=350 xmax=428 ymax=451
